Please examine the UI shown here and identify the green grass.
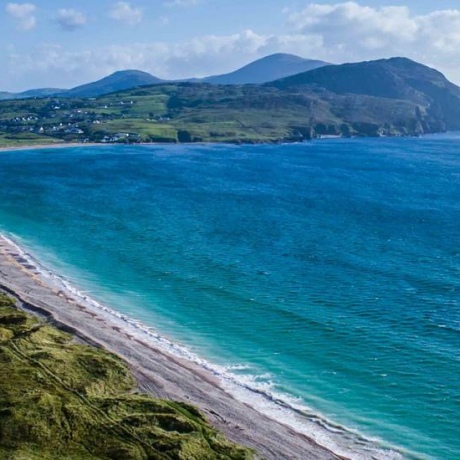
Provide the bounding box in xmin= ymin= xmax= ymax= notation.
xmin=0 ymin=294 xmax=253 ymax=460
xmin=0 ymin=80 xmax=430 ymax=148
xmin=99 ymin=119 xmax=177 ymax=139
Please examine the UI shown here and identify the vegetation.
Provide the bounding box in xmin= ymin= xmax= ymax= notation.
xmin=0 ymin=293 xmax=253 ymax=460
xmin=270 ymin=57 xmax=460 ymax=133
xmin=0 ymin=57 xmax=459 ymax=147
xmin=62 ymin=70 xmax=165 ymax=99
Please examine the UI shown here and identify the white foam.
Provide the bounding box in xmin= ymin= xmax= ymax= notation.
xmin=1 ymin=232 xmax=411 ymax=460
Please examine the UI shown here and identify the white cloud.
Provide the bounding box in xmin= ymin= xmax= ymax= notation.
xmin=55 ymin=8 xmax=87 ymax=30
xmin=288 ymin=3 xmax=418 ymax=42
xmin=6 ymin=2 xmax=36 ymax=30
xmin=284 ymin=2 xmax=460 ymax=83
xmin=6 ymin=30 xmax=322 ymax=88
xmin=7 ymin=3 xmax=460 ymax=89
xmin=109 ymin=2 xmax=143 ymax=25
xmin=164 ymin=0 xmax=202 ymax=6
xmin=158 ymin=16 xmax=170 ymax=25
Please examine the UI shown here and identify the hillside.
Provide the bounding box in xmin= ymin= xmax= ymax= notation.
xmin=61 ymin=70 xmax=165 ymax=98
xmin=1 ymin=57 xmax=460 ymax=145
xmin=0 ymin=293 xmax=253 ymax=459
xmin=270 ymin=57 xmax=460 ymax=131
xmin=0 ymin=54 xmax=329 ymax=100
xmin=204 ymin=53 xmax=329 ymax=85
xmin=0 ymin=92 xmax=14 ymax=101
xmin=0 ymin=88 xmax=66 ymax=101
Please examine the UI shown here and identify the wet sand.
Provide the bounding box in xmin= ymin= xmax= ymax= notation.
xmin=0 ymin=235 xmax=345 ymax=460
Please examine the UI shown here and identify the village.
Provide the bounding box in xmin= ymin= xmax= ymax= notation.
xmin=0 ymin=96 xmax=175 ymax=144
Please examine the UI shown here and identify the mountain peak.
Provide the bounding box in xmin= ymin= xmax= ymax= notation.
xmin=109 ymin=69 xmax=156 ymax=78
xmin=270 ymin=56 xmax=459 ymax=101
xmin=203 ymin=53 xmax=330 ymax=85
xmin=62 ymin=69 xmax=164 ymax=98
xmin=252 ymin=53 xmax=313 ymax=62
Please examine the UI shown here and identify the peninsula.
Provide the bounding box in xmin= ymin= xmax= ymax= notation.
xmin=1 ymin=56 xmax=460 ymax=148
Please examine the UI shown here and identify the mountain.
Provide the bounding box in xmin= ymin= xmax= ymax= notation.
xmin=271 ymin=57 xmax=460 ymax=100
xmin=18 ymin=88 xmax=66 ymax=98
xmin=203 ymin=53 xmax=329 ymax=85
xmin=61 ymin=70 xmax=164 ymax=98
xmin=270 ymin=57 xmax=460 ymax=132
xmin=0 ymin=88 xmax=66 ymax=101
xmin=0 ymin=55 xmax=327 ymax=100
xmin=2 ymin=57 xmax=460 ymax=145
xmin=0 ymin=92 xmax=14 ymax=101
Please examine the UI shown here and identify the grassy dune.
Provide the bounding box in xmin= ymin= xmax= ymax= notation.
xmin=0 ymin=294 xmax=253 ymax=460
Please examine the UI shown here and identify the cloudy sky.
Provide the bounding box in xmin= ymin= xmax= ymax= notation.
xmin=2 ymin=0 xmax=460 ymax=91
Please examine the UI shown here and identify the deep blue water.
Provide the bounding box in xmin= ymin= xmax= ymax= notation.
xmin=0 ymin=136 xmax=459 ymax=459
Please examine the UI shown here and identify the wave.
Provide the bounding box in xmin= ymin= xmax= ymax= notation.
xmin=1 ymin=232 xmax=412 ymax=460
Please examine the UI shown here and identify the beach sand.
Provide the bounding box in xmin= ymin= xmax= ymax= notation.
xmin=0 ymin=142 xmax=107 ymax=152
xmin=0 ymin=235 xmax=345 ymax=460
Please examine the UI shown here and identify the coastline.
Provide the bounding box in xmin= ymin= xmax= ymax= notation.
xmin=0 ymin=142 xmax=108 ymax=153
xmin=0 ymin=136 xmax=351 ymax=153
xmin=0 ymin=234 xmax=348 ymax=460
xmin=0 ymin=140 xmax=290 ymax=153
xmin=0 ymin=133 xmax=441 ymax=153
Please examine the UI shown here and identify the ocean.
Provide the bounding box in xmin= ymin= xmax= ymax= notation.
xmin=0 ymin=135 xmax=459 ymax=459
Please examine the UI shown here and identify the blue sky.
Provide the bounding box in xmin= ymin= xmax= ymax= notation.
xmin=2 ymin=1 xmax=460 ymax=91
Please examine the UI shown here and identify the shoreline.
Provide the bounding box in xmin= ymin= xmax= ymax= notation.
xmin=0 ymin=130 xmax=458 ymax=154
xmin=0 ymin=140 xmax=297 ymax=153
xmin=0 ymin=137 xmax=376 ymax=153
xmin=0 ymin=232 xmax=408 ymax=460
xmin=0 ymin=132 xmax=448 ymax=153
xmin=0 ymin=142 xmax=109 ymax=153
xmin=0 ymin=233 xmax=349 ymax=460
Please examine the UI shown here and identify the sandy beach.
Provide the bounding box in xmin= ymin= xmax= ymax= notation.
xmin=0 ymin=234 xmax=345 ymax=460
xmin=0 ymin=142 xmax=109 ymax=153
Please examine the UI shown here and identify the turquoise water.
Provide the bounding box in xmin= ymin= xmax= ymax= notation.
xmin=0 ymin=136 xmax=459 ymax=459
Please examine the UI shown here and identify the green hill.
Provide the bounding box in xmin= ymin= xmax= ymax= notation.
xmin=270 ymin=57 xmax=460 ymax=132
xmin=0 ymin=293 xmax=253 ymax=460
xmin=61 ymin=70 xmax=165 ymax=98
xmin=0 ymin=88 xmax=66 ymax=101
xmin=1 ymin=57 xmax=460 ymax=145
xmin=271 ymin=57 xmax=459 ymax=100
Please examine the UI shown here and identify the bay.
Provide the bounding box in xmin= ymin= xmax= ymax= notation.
xmin=1 ymin=136 xmax=459 ymax=459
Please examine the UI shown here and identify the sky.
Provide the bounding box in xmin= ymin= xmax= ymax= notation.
xmin=2 ymin=0 xmax=460 ymax=91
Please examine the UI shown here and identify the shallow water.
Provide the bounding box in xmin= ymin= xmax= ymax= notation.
xmin=0 ymin=135 xmax=459 ymax=459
